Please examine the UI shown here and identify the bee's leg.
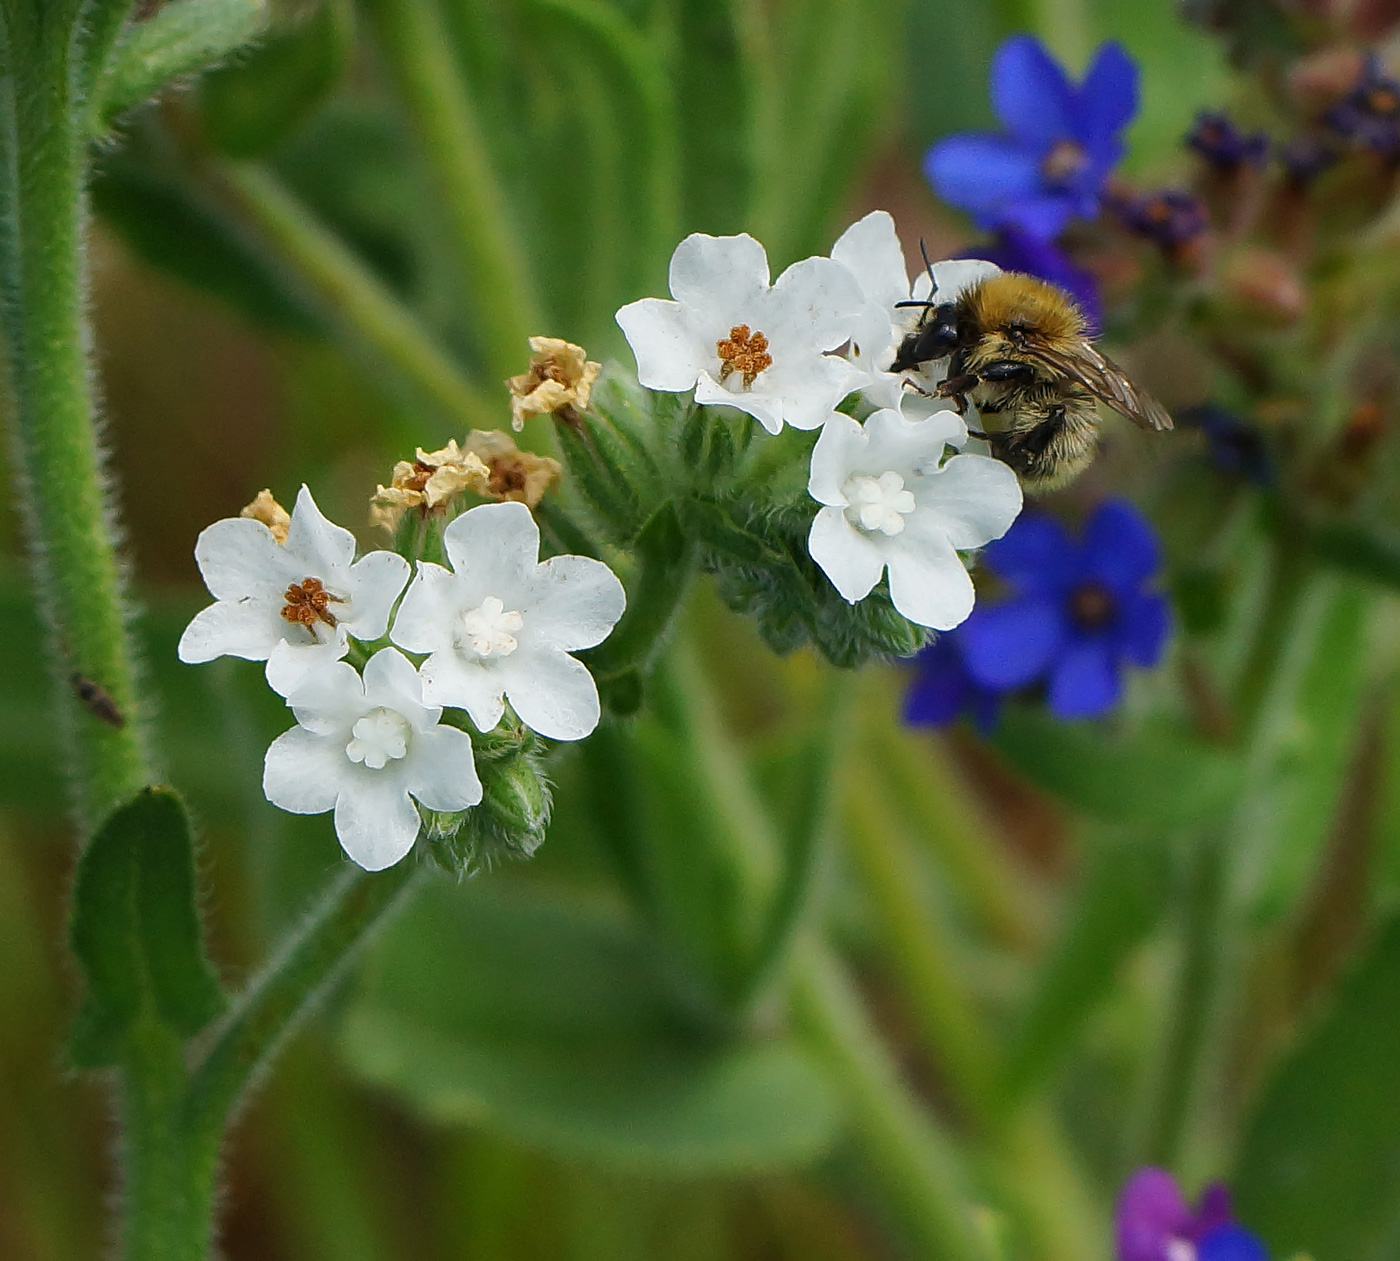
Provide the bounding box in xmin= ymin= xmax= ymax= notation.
xmin=935 ymin=372 xmax=979 ymax=415
xmin=978 ymin=360 xmax=1037 ymax=384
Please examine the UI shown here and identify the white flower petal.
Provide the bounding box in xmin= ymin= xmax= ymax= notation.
xmin=178 ymin=599 xmax=283 ymax=664
xmin=333 ymin=776 xmax=421 ymax=871
xmin=809 ymin=413 xmax=866 ymax=505
xmin=391 ymin=562 xmax=460 ymax=655
xmin=361 ymin=647 xmax=439 ymax=730
xmin=263 ymin=727 xmax=344 ymax=814
xmin=499 ymin=649 xmax=602 ymax=741
xmin=912 ymin=258 xmax=1001 ymax=304
xmin=525 ymin=555 xmax=626 ymax=651
xmin=831 ymin=210 xmax=911 ymax=316
xmin=283 ymin=485 xmax=357 ymax=575
xmin=668 ymin=232 xmax=770 ymax=318
xmin=283 ymin=658 xmax=366 ymax=729
xmin=193 ymin=517 xmax=299 ymax=602
xmin=419 ymin=649 xmax=507 ymax=734
xmin=440 ymin=502 xmax=539 ymax=605
xmin=862 ymin=407 xmax=967 ymax=476
xmin=760 ymin=354 xmax=862 ymax=431
xmin=344 ymin=550 xmax=411 ymax=640
xmin=406 ymin=726 xmax=482 ymax=812
xmin=266 ymin=636 xmax=350 ymax=699
xmin=764 ymin=255 xmax=866 ymax=353
xmin=808 ymin=505 xmax=886 ymax=603
xmin=616 ymin=297 xmax=709 ymax=392
xmin=913 ymin=453 xmax=1023 ymax=550
xmin=694 ymin=371 xmax=784 ymax=435
xmin=885 ymin=533 xmax=976 ymax=630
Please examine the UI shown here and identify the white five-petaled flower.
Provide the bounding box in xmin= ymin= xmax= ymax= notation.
xmin=615 ymin=232 xmax=866 ymax=434
xmin=830 ymin=210 xmax=1001 ymax=413
xmin=390 ymin=501 xmax=626 ymax=740
xmin=178 ymin=486 xmax=411 ymax=696
xmin=263 ymin=648 xmax=481 ymax=871
xmin=808 ymin=407 xmax=1023 ymax=630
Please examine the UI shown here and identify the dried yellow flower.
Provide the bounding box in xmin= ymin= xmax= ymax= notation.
xmin=240 ymin=489 xmax=290 ymax=544
xmin=462 ymin=430 xmax=562 ymax=508
xmin=369 ymin=440 xmax=490 ymax=532
xmin=506 ymin=336 xmax=601 ymax=431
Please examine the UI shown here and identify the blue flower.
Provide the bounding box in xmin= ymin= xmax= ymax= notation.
xmin=1325 ymin=54 xmax=1400 ymax=155
xmin=925 ymin=34 xmax=1139 ymax=241
xmin=1111 ymin=188 xmax=1211 ymax=256
xmin=963 ymin=226 xmax=1103 ymax=332
xmin=1116 ymin=1167 xmax=1270 ymax=1261
xmin=959 ymin=501 xmax=1170 ymax=720
xmin=1186 ymin=111 xmax=1269 ymax=170
xmin=903 ymin=632 xmax=1004 ymax=733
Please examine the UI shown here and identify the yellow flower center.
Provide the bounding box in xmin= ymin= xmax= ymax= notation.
xmin=716 ymin=324 xmax=773 ymax=389
xmin=281 ymin=577 xmax=341 ymax=629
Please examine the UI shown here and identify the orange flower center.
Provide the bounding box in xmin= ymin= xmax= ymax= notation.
xmin=1069 ymin=581 xmax=1116 ymax=631
xmin=716 ymin=324 xmax=773 ymax=388
xmin=281 ymin=577 xmax=341 ymax=628
xmin=1041 ymin=139 xmax=1088 ymax=186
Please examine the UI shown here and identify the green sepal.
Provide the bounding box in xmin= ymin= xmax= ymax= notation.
xmin=554 ymin=419 xmax=641 ymax=539
xmin=68 ymin=787 xmax=227 ymax=1068
xmin=199 ymin=0 xmax=355 ymax=159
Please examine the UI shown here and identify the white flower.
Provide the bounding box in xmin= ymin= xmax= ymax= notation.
xmin=830 ymin=210 xmax=1000 ymax=412
xmin=807 ymin=408 xmax=1023 ymax=630
xmin=615 ymin=232 xmax=865 ymax=434
xmin=263 ymin=648 xmax=481 ymax=871
xmin=390 ymin=501 xmax=625 ymax=740
xmin=178 ymin=486 xmax=411 ymax=696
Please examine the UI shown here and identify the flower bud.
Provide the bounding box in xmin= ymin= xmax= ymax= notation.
xmin=1220 ymin=248 xmax=1308 ymax=324
xmin=426 ymin=734 xmax=552 ymax=876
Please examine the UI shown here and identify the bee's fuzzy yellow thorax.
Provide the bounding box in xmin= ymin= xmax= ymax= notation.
xmin=964 ymin=273 xmax=1087 ymax=342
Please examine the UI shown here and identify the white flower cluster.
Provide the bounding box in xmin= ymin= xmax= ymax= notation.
xmin=179 ymin=492 xmax=624 ymax=870
xmin=616 ymin=211 xmax=1023 ymax=630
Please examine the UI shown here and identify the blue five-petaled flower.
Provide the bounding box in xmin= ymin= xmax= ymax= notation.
xmin=1116 ymin=1167 xmax=1270 ymax=1261
xmin=925 ymin=34 xmax=1140 ymax=241
xmin=957 ymin=500 xmax=1171 ymax=720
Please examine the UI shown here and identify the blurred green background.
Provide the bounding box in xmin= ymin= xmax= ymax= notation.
xmin=10 ymin=0 xmax=1400 ymax=1258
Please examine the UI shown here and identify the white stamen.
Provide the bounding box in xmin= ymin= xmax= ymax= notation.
xmin=844 ymin=471 xmax=917 ymax=537
xmin=461 ymin=595 xmax=525 ymax=657
xmin=346 ymin=707 xmax=412 ymax=770
xmin=1166 ymin=1240 xmax=1197 ymax=1261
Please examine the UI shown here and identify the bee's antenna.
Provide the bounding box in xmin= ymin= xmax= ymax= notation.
xmin=918 ymin=238 xmax=939 ymax=300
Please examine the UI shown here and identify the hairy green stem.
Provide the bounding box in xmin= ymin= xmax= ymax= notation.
xmin=791 ymin=943 xmax=991 ymax=1261
xmin=215 ymin=161 xmax=498 ymax=429
xmin=183 ymin=859 xmax=422 ymax=1201
xmin=0 ymin=12 xmax=150 ymax=828
xmin=360 ymin=0 xmax=540 ymax=381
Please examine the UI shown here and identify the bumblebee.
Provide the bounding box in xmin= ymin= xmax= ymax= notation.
xmin=892 ymin=265 xmax=1172 ymax=491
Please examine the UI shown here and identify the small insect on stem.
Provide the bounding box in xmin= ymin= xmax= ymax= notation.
xmin=71 ymin=674 xmax=125 ymax=728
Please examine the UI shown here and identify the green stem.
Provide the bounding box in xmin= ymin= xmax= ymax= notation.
xmin=790 ymin=942 xmax=990 ymax=1261
xmin=214 ymin=161 xmax=498 ymax=429
xmin=360 ymin=0 xmax=540 ymax=381
xmin=0 ymin=12 xmax=150 ymax=828
xmin=183 ymin=859 xmax=422 ymax=1205
xmin=121 ymin=1020 xmax=201 ymax=1261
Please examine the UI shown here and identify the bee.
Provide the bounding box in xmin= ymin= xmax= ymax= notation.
xmin=892 ymin=255 xmax=1172 ymax=491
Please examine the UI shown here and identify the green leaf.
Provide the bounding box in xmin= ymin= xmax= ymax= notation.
xmin=91 ymin=152 xmax=321 ymax=335
xmin=991 ymin=708 xmax=1241 ymax=827
xmin=341 ymin=879 xmax=843 ymax=1174
xmin=199 ymin=0 xmax=355 ymax=159
xmin=94 ymin=0 xmax=267 ymax=130
xmin=69 ymin=787 xmax=226 ymax=1067
xmin=1234 ymin=915 xmax=1400 ymax=1261
xmin=997 ymin=832 xmax=1172 ymax=1110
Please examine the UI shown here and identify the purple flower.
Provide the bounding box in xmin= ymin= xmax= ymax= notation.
xmin=963 ymin=226 xmax=1103 ymax=332
xmin=1178 ymin=404 xmax=1273 ymax=486
xmin=1112 ymin=189 xmax=1210 ymax=254
xmin=1116 ymin=1168 xmax=1269 ymax=1261
xmin=924 ymin=34 xmax=1139 ymax=241
xmin=1325 ymin=54 xmax=1400 ymax=155
xmin=1186 ymin=111 xmax=1269 ymax=170
xmin=1279 ymin=134 xmax=1339 ymax=185
xmin=903 ymin=632 xmax=1004 ymax=733
xmin=959 ymin=501 xmax=1171 ymax=720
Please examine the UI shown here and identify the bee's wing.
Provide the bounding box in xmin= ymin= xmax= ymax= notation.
xmin=1027 ymin=340 xmax=1174 ymax=432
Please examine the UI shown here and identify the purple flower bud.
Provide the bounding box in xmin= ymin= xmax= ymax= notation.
xmin=1112 ymin=188 xmax=1211 ymax=252
xmin=1186 ymin=111 xmax=1270 ymax=170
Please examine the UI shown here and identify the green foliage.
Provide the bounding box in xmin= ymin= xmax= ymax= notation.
xmin=991 ymin=708 xmax=1241 ymax=828
xmin=198 ymin=0 xmax=354 ymax=158
xmin=1234 ymin=915 xmax=1400 ymax=1261
xmin=68 ymin=788 xmax=226 ymax=1068
xmin=341 ymin=878 xmax=843 ymax=1174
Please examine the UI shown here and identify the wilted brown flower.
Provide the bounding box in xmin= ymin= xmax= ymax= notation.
xmin=370 ymin=440 xmax=490 ymax=532
xmin=506 ymin=336 xmax=600 ymax=430
xmin=461 ymin=429 xmax=562 ymax=508
xmin=240 ymin=489 xmax=290 ymax=544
